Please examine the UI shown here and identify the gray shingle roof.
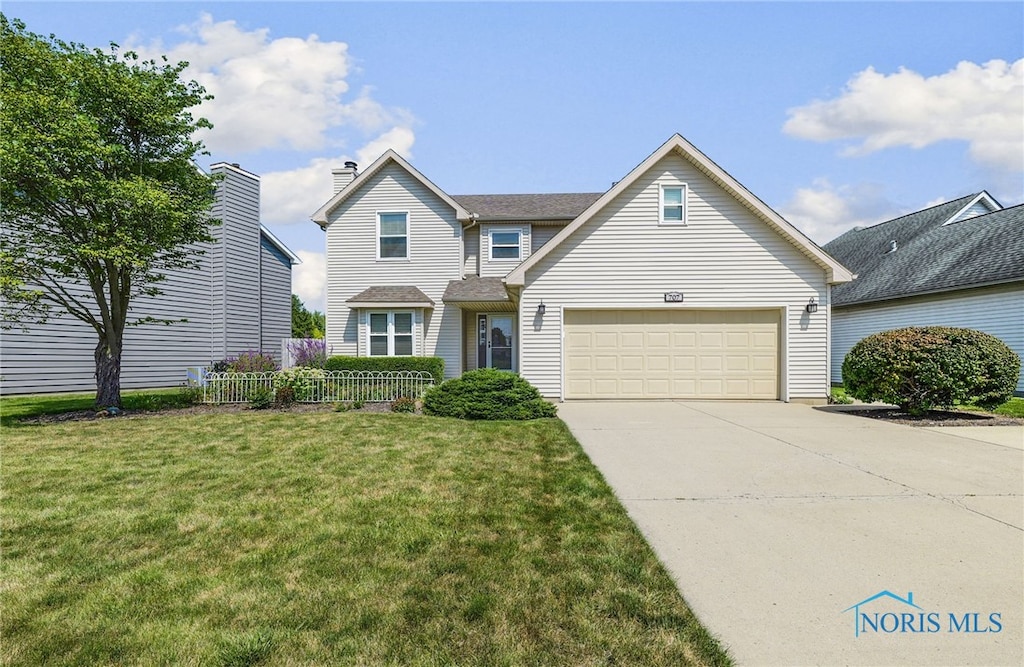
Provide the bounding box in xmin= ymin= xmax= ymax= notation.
xmin=442 ymin=277 xmax=510 ymax=302
xmin=451 ymin=193 xmax=603 ymax=220
xmin=824 ymin=198 xmax=1024 ymax=306
xmin=346 ymin=286 xmax=434 ymax=305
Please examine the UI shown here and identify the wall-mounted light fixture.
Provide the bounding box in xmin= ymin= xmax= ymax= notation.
xmin=805 ymin=297 xmax=818 ymax=314
xmin=537 ymin=301 xmax=546 ymax=316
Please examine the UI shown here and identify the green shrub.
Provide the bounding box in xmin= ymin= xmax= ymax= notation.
xmin=842 ymin=327 xmax=1020 ymax=415
xmin=247 ymin=387 xmax=274 ymax=410
xmin=324 ymin=356 xmax=444 ymax=383
xmin=391 ymin=396 xmax=417 ymax=413
xmin=177 ymin=383 xmax=204 ymax=406
xmin=274 ymin=367 xmax=326 ymax=402
xmin=274 ymin=385 xmax=296 ymax=407
xmin=423 ymin=369 xmax=557 ymax=420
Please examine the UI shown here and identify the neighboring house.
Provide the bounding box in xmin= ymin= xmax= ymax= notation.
xmin=0 ymin=163 xmax=300 ymax=395
xmin=824 ymin=193 xmax=1024 ymax=394
xmin=312 ymin=134 xmax=853 ymax=402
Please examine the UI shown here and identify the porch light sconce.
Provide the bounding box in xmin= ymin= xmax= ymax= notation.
xmin=537 ymin=301 xmax=546 ymax=316
xmin=805 ymin=298 xmax=818 ymax=314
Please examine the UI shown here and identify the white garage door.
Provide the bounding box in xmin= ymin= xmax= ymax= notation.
xmin=564 ymin=309 xmax=780 ymax=399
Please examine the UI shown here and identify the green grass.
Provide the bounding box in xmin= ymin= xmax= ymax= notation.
xmin=1 ymin=398 xmax=730 ymax=666
xmin=830 ymin=385 xmax=1023 ymax=417
xmin=960 ymin=396 xmax=1024 ymax=418
xmin=0 ymin=387 xmax=200 ymax=426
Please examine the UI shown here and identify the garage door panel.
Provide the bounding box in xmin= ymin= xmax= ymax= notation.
xmin=565 ymin=309 xmax=779 ymax=399
xmin=725 ymin=355 xmax=750 ymax=371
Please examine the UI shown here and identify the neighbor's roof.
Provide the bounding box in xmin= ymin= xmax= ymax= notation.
xmin=345 ymin=286 xmax=434 ymax=307
xmin=825 ymin=198 xmax=1024 ymax=306
xmin=451 ymin=193 xmax=603 ymax=221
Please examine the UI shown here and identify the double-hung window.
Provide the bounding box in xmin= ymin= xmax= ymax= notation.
xmin=368 ymin=311 xmax=414 ymax=356
xmin=660 ymin=185 xmax=687 ymax=224
xmin=378 ymin=212 xmax=409 ymax=259
xmin=489 ymin=230 xmax=521 ymax=260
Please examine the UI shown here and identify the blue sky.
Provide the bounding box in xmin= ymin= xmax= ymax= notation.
xmin=7 ymin=1 xmax=1023 ymax=310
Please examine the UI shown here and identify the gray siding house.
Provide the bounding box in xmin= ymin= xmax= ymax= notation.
xmin=0 ymin=163 xmax=300 ymax=395
xmin=825 ymin=193 xmax=1024 ymax=394
xmin=313 ymin=135 xmax=853 ymax=402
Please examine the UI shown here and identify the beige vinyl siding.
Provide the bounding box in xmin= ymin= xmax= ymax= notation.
xmin=531 ymin=225 xmax=564 ymax=253
xmin=520 ymin=152 xmax=829 ymax=400
xmin=324 ymin=162 xmax=463 ymax=377
xmin=463 ymin=225 xmax=480 ymax=276
xmin=463 ymin=311 xmax=478 ymax=371
xmin=479 ymin=224 xmax=531 ymax=277
xmin=832 ymin=283 xmax=1024 ymax=393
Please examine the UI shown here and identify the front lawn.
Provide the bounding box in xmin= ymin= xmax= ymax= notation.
xmin=1 ymin=405 xmax=730 ymax=665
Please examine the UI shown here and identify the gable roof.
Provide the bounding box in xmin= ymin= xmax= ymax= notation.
xmin=824 ymin=197 xmax=1023 ymax=307
xmin=451 ymin=193 xmax=603 ymax=221
xmin=345 ymin=286 xmax=434 ymax=308
xmin=311 ymin=150 xmax=471 ymax=227
xmin=505 ymin=134 xmax=854 ymax=286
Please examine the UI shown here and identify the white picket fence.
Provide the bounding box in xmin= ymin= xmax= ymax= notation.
xmin=202 ymin=370 xmax=435 ymax=404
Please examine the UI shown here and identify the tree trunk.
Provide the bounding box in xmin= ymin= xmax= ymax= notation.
xmin=94 ymin=339 xmax=122 ymax=409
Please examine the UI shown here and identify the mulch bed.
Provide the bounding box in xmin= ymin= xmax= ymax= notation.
xmin=18 ymin=401 xmax=395 ymax=425
xmin=834 ymin=407 xmax=1023 ymax=427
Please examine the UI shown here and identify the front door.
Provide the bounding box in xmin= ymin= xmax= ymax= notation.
xmin=480 ymin=314 xmax=514 ymax=371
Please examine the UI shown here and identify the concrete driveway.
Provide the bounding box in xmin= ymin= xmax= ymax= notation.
xmin=558 ymin=401 xmax=1023 ymax=666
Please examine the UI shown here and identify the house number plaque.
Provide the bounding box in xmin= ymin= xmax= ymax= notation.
xmin=663 ymin=292 xmax=684 ymax=302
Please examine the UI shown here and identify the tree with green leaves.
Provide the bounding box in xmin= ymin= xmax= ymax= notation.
xmin=291 ymin=294 xmax=325 ymax=339
xmin=0 ymin=16 xmax=218 ymax=408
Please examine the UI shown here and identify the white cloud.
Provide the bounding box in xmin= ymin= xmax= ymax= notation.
xmin=780 ymin=179 xmax=903 ymax=244
xmin=260 ymin=127 xmax=417 ymax=226
xmin=784 ymin=59 xmax=1024 ymax=172
xmin=129 ymin=13 xmax=413 ymax=154
xmin=292 ymin=250 xmax=326 ymax=313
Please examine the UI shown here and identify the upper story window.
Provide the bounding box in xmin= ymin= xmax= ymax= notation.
xmin=660 ymin=185 xmax=687 ymax=224
xmin=368 ymin=311 xmax=414 ymax=356
xmin=489 ymin=230 xmax=521 ymax=260
xmin=378 ymin=212 xmax=409 ymax=259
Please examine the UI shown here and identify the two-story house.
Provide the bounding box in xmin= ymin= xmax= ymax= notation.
xmin=312 ymin=134 xmax=853 ymax=402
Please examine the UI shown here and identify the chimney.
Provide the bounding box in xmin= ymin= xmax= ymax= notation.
xmin=332 ymin=161 xmax=359 ymax=193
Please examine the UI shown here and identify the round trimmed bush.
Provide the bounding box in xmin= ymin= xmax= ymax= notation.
xmin=423 ymin=369 xmax=557 ymax=420
xmin=842 ymin=327 xmax=1020 ymax=415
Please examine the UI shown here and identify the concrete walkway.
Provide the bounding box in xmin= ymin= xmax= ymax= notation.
xmin=558 ymin=401 xmax=1023 ymax=666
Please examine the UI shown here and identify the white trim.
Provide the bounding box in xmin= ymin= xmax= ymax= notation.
xmin=658 ymin=183 xmax=687 ymax=225
xmin=312 ymin=149 xmax=471 ymax=227
xmin=824 ymin=286 xmax=832 ymax=399
xmin=506 ymin=134 xmax=854 ymax=286
xmin=781 ymin=305 xmax=790 ymax=403
xmin=376 ymin=210 xmax=410 ymax=261
xmin=366 ymin=310 xmax=416 ymax=356
xmin=488 ymin=229 xmax=523 ymax=261
xmin=558 ymin=304 xmax=565 ymax=402
xmin=483 ymin=312 xmax=516 ymax=371
xmin=941 ymin=191 xmax=1001 ymax=226
xmin=259 ymin=225 xmax=302 ymax=264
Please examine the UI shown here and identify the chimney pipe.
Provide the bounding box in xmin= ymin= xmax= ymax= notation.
xmin=332 ymin=161 xmax=359 ymax=193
